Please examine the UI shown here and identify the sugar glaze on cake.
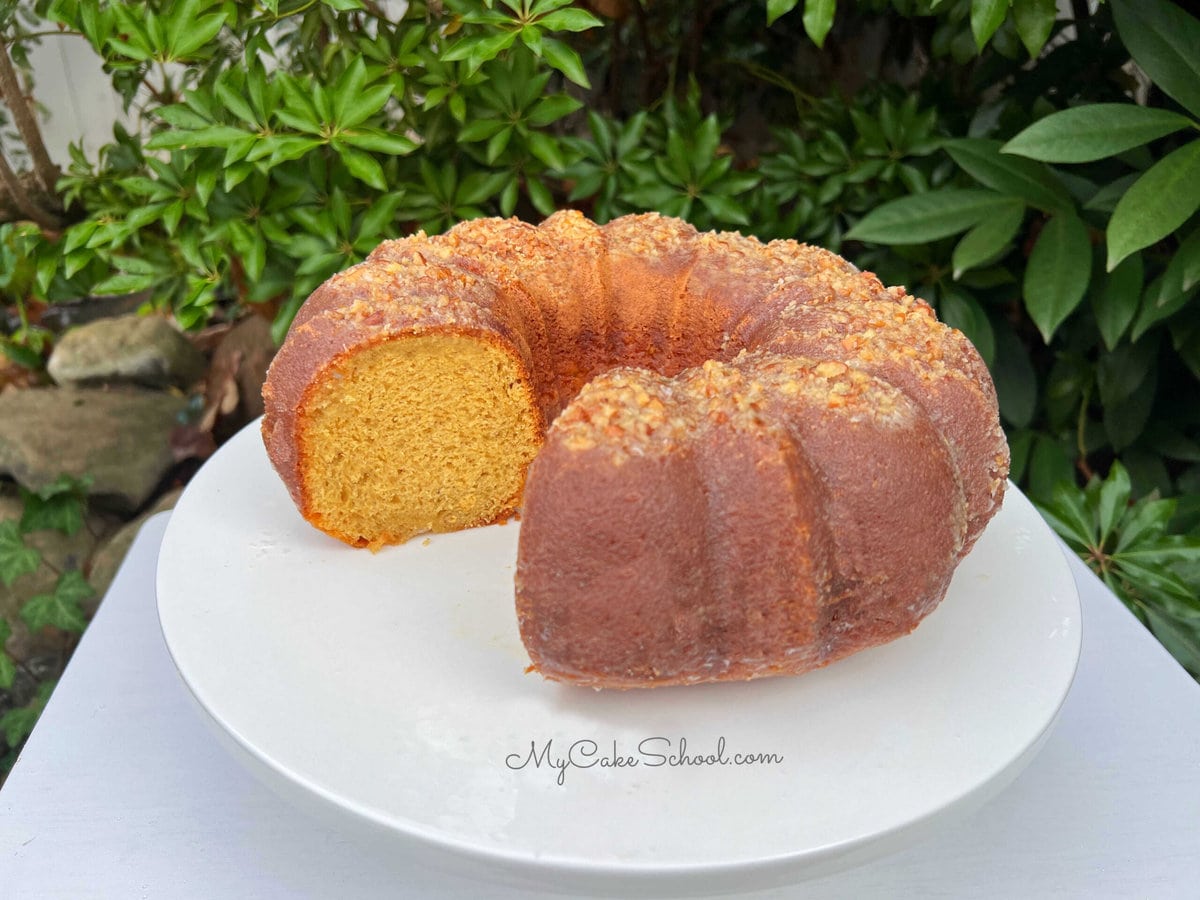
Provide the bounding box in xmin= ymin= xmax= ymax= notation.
xmin=261 ymin=212 xmax=1009 ymax=688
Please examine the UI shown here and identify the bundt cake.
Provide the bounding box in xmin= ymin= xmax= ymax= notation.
xmin=261 ymin=211 xmax=1009 ymax=689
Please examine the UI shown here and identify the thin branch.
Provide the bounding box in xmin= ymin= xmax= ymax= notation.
xmin=0 ymin=38 xmax=60 ymax=200
xmin=0 ymin=147 xmax=61 ymax=230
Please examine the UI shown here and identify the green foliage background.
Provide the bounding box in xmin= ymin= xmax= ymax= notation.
xmin=1 ymin=0 xmax=1199 ymax=680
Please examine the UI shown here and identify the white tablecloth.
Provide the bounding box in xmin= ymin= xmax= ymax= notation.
xmin=1 ymin=512 xmax=1198 ymax=898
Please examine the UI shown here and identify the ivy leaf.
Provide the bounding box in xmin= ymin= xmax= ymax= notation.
xmin=970 ymin=0 xmax=1009 ymax=51
xmin=1024 ymin=211 xmax=1092 ymax=343
xmin=1012 ymin=0 xmax=1056 ymax=58
xmin=0 ymin=621 xmax=13 ymax=691
xmin=20 ymin=570 xmax=93 ymax=635
xmin=0 ymin=651 xmax=13 ymax=691
xmin=0 ymin=521 xmax=40 ymax=588
xmin=845 ymin=189 xmax=1019 ymax=244
xmin=1107 ymin=140 xmax=1200 ymax=271
xmin=1110 ymin=0 xmax=1200 ymax=120
xmin=1002 ymin=104 xmax=1194 ymax=164
xmin=944 ymin=138 xmax=1073 ymax=213
xmin=802 ymin=0 xmax=836 ymax=48
xmin=0 ymin=680 xmax=55 ymax=748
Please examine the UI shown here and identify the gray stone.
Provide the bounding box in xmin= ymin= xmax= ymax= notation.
xmin=0 ymin=385 xmax=187 ymax=511
xmin=85 ymin=487 xmax=182 ymax=613
xmin=47 ymin=314 xmax=205 ymax=389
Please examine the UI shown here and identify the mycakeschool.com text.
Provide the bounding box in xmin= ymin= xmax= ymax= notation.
xmin=504 ymin=736 xmax=784 ymax=786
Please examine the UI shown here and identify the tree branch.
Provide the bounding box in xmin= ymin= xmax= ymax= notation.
xmin=0 ymin=147 xmax=61 ymax=230
xmin=0 ymin=38 xmax=61 ymax=202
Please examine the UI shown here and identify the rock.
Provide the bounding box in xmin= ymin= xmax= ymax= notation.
xmin=47 ymin=314 xmax=205 ymax=389
xmin=0 ymin=385 xmax=187 ymax=511
xmin=85 ymin=487 xmax=182 ymax=613
xmin=0 ymin=490 xmax=114 ymax=662
xmin=211 ymin=315 xmax=274 ymax=426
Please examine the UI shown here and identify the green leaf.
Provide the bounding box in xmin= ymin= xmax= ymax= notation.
xmin=486 ymin=126 xmax=514 ymax=163
xmin=1174 ymin=225 xmax=1200 ymax=293
xmin=699 ymin=193 xmax=751 ymax=226
xmin=1107 ymin=140 xmax=1200 ymax=270
xmin=336 ymin=146 xmax=387 ymax=191
xmin=1110 ymin=0 xmax=1200 ymax=120
xmin=459 ymin=118 xmax=507 ymax=142
xmin=146 ymin=125 xmax=249 ymax=151
xmin=939 ymin=285 xmax=995 ymax=366
xmin=1099 ymin=336 xmax=1152 ymax=410
xmin=1130 ymin=277 xmax=1196 ymax=342
xmin=1116 ymin=495 xmax=1176 ymax=553
xmin=0 ymin=680 xmax=55 ymax=748
xmin=992 ymin=321 xmax=1038 ymax=428
xmin=1096 ymin=461 xmax=1132 ymax=545
xmin=952 ymin=198 xmax=1024 ymax=277
xmin=845 ymin=189 xmax=1019 ymax=244
xmin=970 ymin=0 xmax=1009 ymax=51
xmin=1103 ymin=363 xmax=1157 ymax=450
xmin=1002 ymin=105 xmax=1194 ymax=164
xmin=342 ymin=129 xmax=417 ymax=156
xmin=527 ymin=94 xmax=583 ymax=127
xmin=527 ymin=131 xmax=566 ymax=170
xmin=537 ymin=8 xmax=603 ymax=31
xmin=766 ymin=0 xmax=799 ymax=25
xmin=541 ymin=37 xmax=590 ymax=88
xmin=91 ymin=272 xmax=158 ymax=295
xmin=1046 ymin=480 xmax=1097 ymax=547
xmin=21 ymin=570 xmax=92 ymax=635
xmin=525 ymin=175 xmax=555 ymax=217
xmin=1084 ymin=173 xmax=1139 ymax=214
xmin=1092 ymin=252 xmax=1143 ymax=350
xmin=337 ymin=83 xmax=394 ymax=130
xmin=0 ymin=521 xmax=39 ymax=588
xmin=1024 ymin=212 xmax=1093 ymax=343
xmin=172 ymin=12 xmax=225 ymax=58
xmin=0 ymin=651 xmax=14 ymax=691
xmin=332 ymin=57 xmax=368 ymax=128
xmin=1140 ymin=605 xmax=1200 ymax=678
xmin=357 ymin=191 xmax=405 ymax=241
xmin=156 ymin=104 xmax=210 ymax=130
xmin=802 ymin=0 xmax=835 ymax=48
xmin=944 ymin=138 xmax=1073 ymax=212
xmin=1012 ymin=0 xmax=1055 ymax=58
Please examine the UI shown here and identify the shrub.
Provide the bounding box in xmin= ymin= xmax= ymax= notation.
xmin=0 ymin=0 xmax=1197 ymax=675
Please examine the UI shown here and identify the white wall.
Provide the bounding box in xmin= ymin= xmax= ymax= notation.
xmin=26 ymin=33 xmax=130 ymax=164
